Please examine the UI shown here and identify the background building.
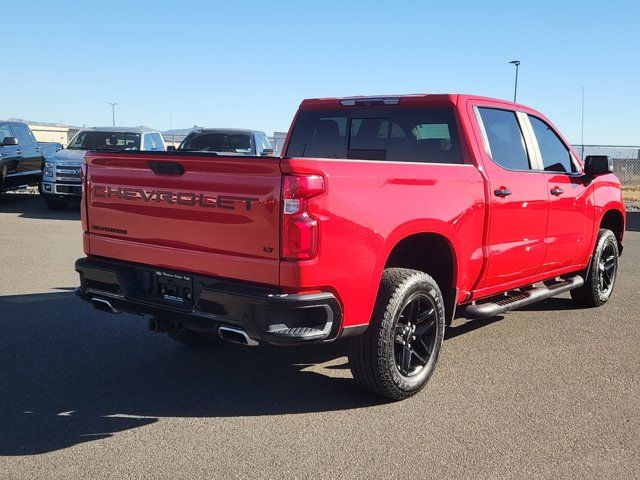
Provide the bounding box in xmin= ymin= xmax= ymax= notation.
xmin=30 ymin=124 xmax=82 ymax=146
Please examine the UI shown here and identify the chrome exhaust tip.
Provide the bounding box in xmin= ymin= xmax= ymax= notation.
xmin=90 ymin=297 xmax=120 ymax=314
xmin=218 ymin=326 xmax=259 ymax=346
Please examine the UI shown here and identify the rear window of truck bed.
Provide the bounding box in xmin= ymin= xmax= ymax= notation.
xmin=287 ymin=107 xmax=464 ymax=164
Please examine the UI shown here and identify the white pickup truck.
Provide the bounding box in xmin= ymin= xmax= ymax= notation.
xmin=41 ymin=126 xmax=165 ymax=210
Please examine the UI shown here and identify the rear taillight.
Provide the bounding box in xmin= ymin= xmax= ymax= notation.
xmin=81 ymin=164 xmax=88 ymax=233
xmin=281 ymin=175 xmax=325 ymax=261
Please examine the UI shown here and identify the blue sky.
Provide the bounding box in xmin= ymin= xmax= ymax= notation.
xmin=4 ymin=1 xmax=639 ymax=144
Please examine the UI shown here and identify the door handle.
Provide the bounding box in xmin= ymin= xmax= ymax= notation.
xmin=550 ymin=187 xmax=564 ymax=196
xmin=494 ymin=187 xmax=512 ymax=198
xmin=16 ymin=149 xmax=21 ymax=155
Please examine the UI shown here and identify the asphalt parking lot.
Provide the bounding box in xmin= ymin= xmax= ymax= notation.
xmin=1 ymin=193 xmax=639 ymax=479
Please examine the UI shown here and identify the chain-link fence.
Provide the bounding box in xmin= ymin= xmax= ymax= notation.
xmin=573 ymin=145 xmax=640 ymax=209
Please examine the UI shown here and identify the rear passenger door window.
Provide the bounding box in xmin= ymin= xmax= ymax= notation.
xmin=528 ymin=116 xmax=575 ymax=173
xmin=477 ymin=108 xmax=531 ymax=171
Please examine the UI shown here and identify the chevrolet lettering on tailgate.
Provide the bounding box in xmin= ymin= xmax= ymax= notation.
xmin=93 ymin=185 xmax=259 ymax=210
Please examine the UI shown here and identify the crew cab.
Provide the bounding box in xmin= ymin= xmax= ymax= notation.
xmin=0 ymin=121 xmax=59 ymax=198
xmin=174 ymin=128 xmax=273 ymax=156
xmin=75 ymin=94 xmax=625 ymax=400
xmin=41 ymin=127 xmax=165 ymax=210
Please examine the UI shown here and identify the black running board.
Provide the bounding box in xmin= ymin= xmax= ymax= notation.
xmin=460 ymin=275 xmax=584 ymax=320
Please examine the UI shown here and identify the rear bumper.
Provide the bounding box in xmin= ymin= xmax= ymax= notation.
xmin=75 ymin=256 xmax=343 ymax=346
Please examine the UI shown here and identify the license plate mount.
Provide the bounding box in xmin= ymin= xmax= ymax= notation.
xmin=155 ymin=270 xmax=193 ymax=305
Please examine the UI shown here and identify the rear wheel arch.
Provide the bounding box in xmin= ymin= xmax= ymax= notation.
xmin=383 ymin=232 xmax=458 ymax=324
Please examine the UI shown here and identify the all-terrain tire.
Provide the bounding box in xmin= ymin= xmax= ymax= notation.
xmin=348 ymin=268 xmax=445 ymax=401
xmin=570 ymin=228 xmax=619 ymax=307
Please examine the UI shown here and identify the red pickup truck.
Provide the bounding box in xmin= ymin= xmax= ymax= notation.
xmin=76 ymin=94 xmax=625 ymax=400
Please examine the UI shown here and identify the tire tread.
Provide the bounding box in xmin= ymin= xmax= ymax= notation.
xmin=348 ymin=268 xmax=444 ymax=401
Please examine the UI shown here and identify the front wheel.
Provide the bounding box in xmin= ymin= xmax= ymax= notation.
xmin=348 ymin=268 xmax=445 ymax=401
xmin=571 ymin=228 xmax=619 ymax=307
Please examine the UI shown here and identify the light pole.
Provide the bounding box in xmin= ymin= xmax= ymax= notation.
xmin=109 ymin=102 xmax=118 ymax=126
xmin=509 ymin=60 xmax=520 ymax=102
xmin=581 ymin=86 xmax=585 ymax=160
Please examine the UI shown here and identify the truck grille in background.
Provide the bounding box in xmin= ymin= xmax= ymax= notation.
xmin=55 ymin=166 xmax=82 ymax=183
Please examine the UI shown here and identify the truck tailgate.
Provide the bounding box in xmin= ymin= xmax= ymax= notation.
xmin=84 ymin=152 xmax=281 ymax=285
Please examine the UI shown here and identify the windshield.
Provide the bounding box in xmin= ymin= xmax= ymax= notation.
xmin=179 ymin=132 xmax=253 ymax=154
xmin=67 ymin=131 xmax=142 ymax=151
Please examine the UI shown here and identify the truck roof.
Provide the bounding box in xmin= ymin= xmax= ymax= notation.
xmin=0 ymin=120 xmax=29 ymax=126
xmin=190 ymin=128 xmax=265 ymax=135
xmin=299 ymin=93 xmax=528 ymax=110
xmin=81 ymin=126 xmax=159 ymax=133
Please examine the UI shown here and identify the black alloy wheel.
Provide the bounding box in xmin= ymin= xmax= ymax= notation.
xmin=597 ymin=241 xmax=617 ymax=297
xmin=394 ymin=293 xmax=438 ymax=377
xmin=571 ymin=228 xmax=619 ymax=307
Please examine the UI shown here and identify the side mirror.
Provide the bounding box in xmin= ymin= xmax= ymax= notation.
xmin=584 ymin=155 xmax=613 ymax=176
xmin=1 ymin=136 xmax=19 ymax=146
xmin=166 ymin=145 xmax=176 ymax=152
xmin=260 ymin=148 xmax=274 ymax=156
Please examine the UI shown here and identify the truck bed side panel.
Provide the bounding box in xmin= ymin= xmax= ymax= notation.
xmin=280 ymin=158 xmax=486 ymax=328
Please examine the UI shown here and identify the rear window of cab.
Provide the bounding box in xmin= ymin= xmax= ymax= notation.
xmin=287 ymin=107 xmax=464 ymax=164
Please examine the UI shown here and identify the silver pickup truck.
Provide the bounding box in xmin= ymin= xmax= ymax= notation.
xmin=41 ymin=126 xmax=165 ymax=210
